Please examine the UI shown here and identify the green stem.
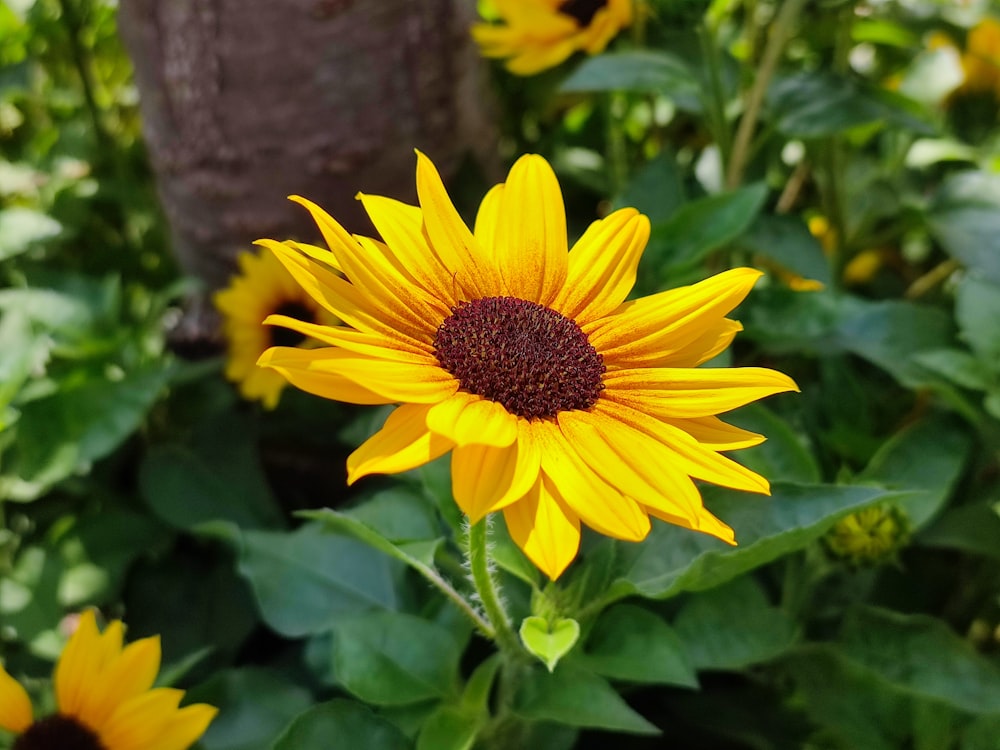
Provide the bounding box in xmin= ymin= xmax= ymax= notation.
xmin=420 ymin=559 xmax=496 ymax=640
xmin=699 ymin=23 xmax=733 ymax=171
xmin=605 ymin=93 xmax=629 ymax=198
xmin=57 ymin=0 xmax=111 ymax=152
xmin=468 ymin=518 xmax=523 ymax=656
xmin=725 ymin=0 xmax=808 ymax=188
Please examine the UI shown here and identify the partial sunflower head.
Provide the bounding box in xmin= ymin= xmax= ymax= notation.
xmin=472 ymin=0 xmax=633 ymax=75
xmin=256 ymin=151 xmax=798 ymax=580
xmin=214 ymin=246 xmax=333 ymax=409
xmin=0 ymin=610 xmax=216 ymax=750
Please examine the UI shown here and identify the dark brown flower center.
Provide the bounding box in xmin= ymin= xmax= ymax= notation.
xmin=13 ymin=715 xmax=106 ymax=750
xmin=269 ymin=301 xmax=313 ymax=348
xmin=433 ymin=296 xmax=605 ymax=421
xmin=559 ymin=0 xmax=607 ymax=26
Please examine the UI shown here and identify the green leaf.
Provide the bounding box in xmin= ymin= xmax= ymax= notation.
xmin=186 ymin=668 xmax=312 ymax=750
xmin=744 ymin=290 xmax=955 ymax=388
xmin=673 ymin=577 xmax=798 ymax=671
xmin=643 ymin=183 xmax=768 ymax=277
xmin=237 ymin=522 xmax=398 ymax=637
xmin=0 ymin=546 xmax=65 ymax=659
xmin=331 ymin=611 xmax=462 ymax=706
xmin=302 ymin=508 xmax=443 ymax=575
xmin=141 ymin=412 xmax=284 ymax=530
xmin=520 ymin=616 xmax=580 ymax=673
xmin=124 ymin=545 xmax=258 ymax=664
xmin=11 ymin=362 xmax=170 ymax=499
xmin=609 ymin=483 xmax=891 ymax=601
xmin=614 ymin=151 xmax=686 ymax=225
xmin=767 ymin=71 xmax=932 ymax=138
xmin=345 ymin=486 xmax=441 ymax=542
xmin=928 ymin=171 xmax=1000 ymax=283
xmin=727 ymin=404 xmax=821 ymax=484
xmin=0 ymin=206 xmax=61 ymax=260
xmin=514 ymin=662 xmax=660 ymax=735
xmin=839 ymin=607 xmax=1000 ymax=715
xmin=955 ymin=275 xmax=1000 ymax=366
xmin=272 ymin=700 xmax=410 ymax=750
xmin=858 ymin=413 xmax=972 ymax=528
xmin=912 ymin=349 xmax=991 ymax=391
xmin=738 ymin=213 xmax=832 ymax=287
xmin=917 ymin=502 xmax=1000 ymax=559
xmin=56 ymin=509 xmax=170 ymax=607
xmin=559 ymin=51 xmax=700 ymax=110
xmin=783 ymin=646 xmax=917 ymax=750
xmin=416 ymin=706 xmax=480 ymax=750
xmin=579 ymin=604 xmax=697 ymax=687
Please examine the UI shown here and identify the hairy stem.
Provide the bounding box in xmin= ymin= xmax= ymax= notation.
xmin=468 ymin=518 xmax=523 ymax=655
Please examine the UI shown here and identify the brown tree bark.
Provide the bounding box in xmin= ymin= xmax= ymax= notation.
xmin=118 ymin=0 xmax=496 ymax=294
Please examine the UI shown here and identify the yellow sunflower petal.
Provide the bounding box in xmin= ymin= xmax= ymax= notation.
xmin=0 ymin=663 xmax=32 ymax=733
xmin=260 ymin=239 xmax=432 ymax=350
xmin=414 ymin=150 xmax=501 ymax=298
xmin=646 ymin=504 xmax=736 ymax=545
xmin=258 ymin=346 xmax=458 ymax=405
xmin=667 ymin=415 xmax=766 ymax=450
xmin=98 ymin=688 xmax=184 ymax=750
xmin=503 ymin=475 xmax=580 ymax=580
xmin=55 ymin=610 xmax=103 ymax=716
xmin=473 ymin=183 xmax=505 ymax=267
xmin=263 ymin=316 xmax=434 ymax=364
xmin=595 ymin=400 xmax=772 ymax=495
xmin=651 ymin=318 xmax=744 ymax=368
xmin=347 ymin=404 xmax=455 ymax=484
xmin=533 ymin=419 xmax=650 ymax=541
xmin=603 ymin=367 xmax=799 ymax=418
xmin=358 ymin=193 xmax=462 ymax=306
xmin=145 ymin=704 xmax=218 ymax=750
xmin=451 ymin=423 xmax=541 ymax=521
xmin=77 ymin=635 xmax=161 ymax=730
xmin=505 ymin=39 xmax=579 ymax=75
xmin=585 ymin=268 xmax=763 ymax=364
xmin=549 ymin=207 xmax=649 ymax=324
xmin=426 ymin=392 xmax=520 ymax=448
xmin=492 ymin=154 xmax=568 ymax=305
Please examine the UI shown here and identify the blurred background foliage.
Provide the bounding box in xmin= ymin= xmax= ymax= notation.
xmin=2 ymin=0 xmax=1000 ymax=748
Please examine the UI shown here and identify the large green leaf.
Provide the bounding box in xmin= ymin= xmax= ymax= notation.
xmin=927 ymin=171 xmax=1000 ymax=283
xmin=578 ymin=603 xmax=696 ymax=686
xmin=236 ymin=522 xmax=398 ymax=637
xmin=0 ymin=546 xmax=66 ymax=659
xmin=857 ymin=413 xmax=972 ymax=528
xmin=673 ymin=577 xmax=798 ymax=671
xmin=727 ymin=404 xmax=821 ymax=484
xmin=744 ymin=290 xmax=954 ymax=387
xmin=767 ymin=71 xmax=932 ymax=138
xmin=955 ymin=275 xmax=1000 ymax=366
xmin=513 ymin=662 xmax=659 ymax=735
xmin=917 ymin=502 xmax=1000 ymax=560
xmin=141 ymin=412 xmax=284 ymax=531
xmin=330 ymin=611 xmax=463 ymax=706
xmin=271 ymin=700 xmax=410 ymax=750
xmin=10 ymin=362 xmax=170 ymax=500
xmin=186 ymin=668 xmax=312 ymax=750
xmin=613 ymin=151 xmax=686 ymax=225
xmin=643 ymin=183 xmax=768 ymax=278
xmin=839 ymin=607 xmax=1000 ymax=715
xmin=559 ymin=50 xmax=700 ymax=111
xmin=783 ymin=646 xmax=917 ymax=750
xmin=738 ymin=213 xmax=832 ymax=286
xmin=607 ymin=483 xmax=891 ymax=602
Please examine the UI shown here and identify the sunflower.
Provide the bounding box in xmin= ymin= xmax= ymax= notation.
xmin=214 ymin=247 xmax=332 ymax=409
xmin=472 ymin=0 xmax=633 ymax=75
xmin=0 ymin=610 xmax=216 ymax=750
xmin=256 ymin=152 xmax=798 ymax=580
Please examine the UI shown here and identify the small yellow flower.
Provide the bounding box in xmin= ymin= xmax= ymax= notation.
xmin=256 ymin=152 xmax=798 ymax=580
xmin=0 ymin=610 xmax=216 ymax=750
xmin=214 ymin=247 xmax=332 ymax=409
xmin=824 ymin=505 xmax=910 ymax=566
xmin=472 ymin=0 xmax=633 ymax=75
xmin=960 ymin=17 xmax=1000 ymax=96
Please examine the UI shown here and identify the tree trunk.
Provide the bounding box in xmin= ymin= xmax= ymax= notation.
xmin=118 ymin=0 xmax=496 ymax=295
